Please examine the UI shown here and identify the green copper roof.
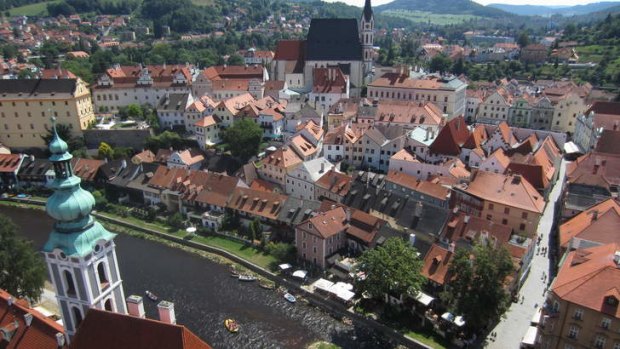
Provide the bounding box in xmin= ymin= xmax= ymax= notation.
xmin=46 ymin=185 xmax=95 ymax=222
xmin=43 ymin=221 xmax=117 ymax=257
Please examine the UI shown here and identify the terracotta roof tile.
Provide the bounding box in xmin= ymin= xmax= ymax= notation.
xmin=315 ymin=169 xmax=353 ymax=197
xmin=203 ymin=65 xmax=263 ymax=81
xmin=70 ymin=309 xmax=212 ymax=349
xmin=0 ymin=154 xmax=22 ymax=172
xmin=0 ymin=289 xmax=67 ymax=349
xmin=227 ymin=187 xmax=287 ymax=220
xmin=421 ymin=243 xmax=453 ymax=285
xmin=429 ymin=116 xmax=470 ymax=156
xmin=559 ymin=199 xmax=620 ymax=249
xmin=464 ymin=171 xmax=545 ymax=213
xmin=551 ymin=243 xmax=620 ymax=318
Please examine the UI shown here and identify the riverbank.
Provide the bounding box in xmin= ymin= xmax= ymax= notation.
xmin=1 ymin=198 xmax=432 ymax=349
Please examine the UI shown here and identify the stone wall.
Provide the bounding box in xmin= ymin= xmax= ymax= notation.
xmin=83 ymin=128 xmax=154 ymax=150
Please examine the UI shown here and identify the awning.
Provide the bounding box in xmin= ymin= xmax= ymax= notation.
xmin=414 ymin=291 xmax=435 ymax=306
xmin=278 ymin=263 xmax=292 ymax=271
xmin=312 ymin=278 xmax=334 ymax=293
xmin=521 ymin=326 xmax=538 ymax=346
xmin=441 ymin=312 xmax=465 ymax=327
xmin=292 ymin=270 xmax=308 ymax=279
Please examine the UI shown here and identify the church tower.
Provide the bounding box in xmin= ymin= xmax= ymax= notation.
xmin=43 ymin=118 xmax=126 ymax=340
xmin=360 ymin=0 xmax=374 ymax=76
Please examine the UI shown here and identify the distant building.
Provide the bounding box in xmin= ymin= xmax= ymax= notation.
xmin=0 ymin=78 xmax=95 ymax=149
xmin=520 ymin=44 xmax=547 ymax=64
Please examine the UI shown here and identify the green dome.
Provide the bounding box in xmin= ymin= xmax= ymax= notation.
xmin=43 ymin=221 xmax=116 ymax=257
xmin=46 ymin=186 xmax=95 ymax=222
xmin=49 ymin=133 xmax=69 ymax=155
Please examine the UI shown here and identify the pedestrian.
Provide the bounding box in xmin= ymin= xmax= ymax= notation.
xmin=521 ymin=295 xmax=525 ymax=304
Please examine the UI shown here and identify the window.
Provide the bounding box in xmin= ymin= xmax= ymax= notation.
xmin=601 ymin=318 xmax=611 ymax=329
xmin=573 ymin=309 xmax=583 ymax=320
xmin=72 ymin=307 xmax=83 ymax=328
xmin=567 ymin=325 xmax=578 ymax=339
xmin=502 ymin=219 xmax=508 ymax=225
xmin=522 ymin=212 xmax=528 ymax=219
xmin=504 ymin=207 xmax=510 ymax=214
xmin=97 ymin=262 xmax=109 ymax=288
xmin=519 ymin=223 xmax=526 ymax=231
xmin=488 ymin=203 xmax=494 ymax=210
xmin=594 ymin=336 xmax=606 ymax=349
xmin=64 ymin=270 xmax=76 ymax=296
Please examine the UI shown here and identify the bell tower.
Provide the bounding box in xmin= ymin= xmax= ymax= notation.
xmin=360 ymin=0 xmax=374 ymax=76
xmin=43 ymin=118 xmax=127 ymax=340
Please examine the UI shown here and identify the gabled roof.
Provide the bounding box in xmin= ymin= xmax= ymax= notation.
xmin=306 ymin=19 xmax=362 ymax=61
xmin=299 ymin=206 xmax=348 ymax=239
xmin=595 ymin=130 xmax=620 ymax=155
xmin=202 ymin=65 xmax=263 ymax=81
xmin=443 ymin=212 xmax=513 ymax=249
xmin=0 ymin=154 xmax=22 ymax=172
xmin=463 ymin=171 xmax=545 ymax=213
xmin=70 ymin=309 xmax=212 ymax=349
xmin=385 ymin=171 xmax=450 ymax=201
xmin=486 ymin=148 xmax=510 ymax=169
xmin=315 ymin=169 xmax=353 ymax=198
xmin=421 ymin=243 xmax=453 ymax=286
xmin=559 ymin=199 xmax=620 ymax=249
xmin=194 ymin=115 xmax=219 ymax=128
xmin=0 ymin=288 xmax=67 ymax=349
xmin=274 ymin=40 xmax=305 ymax=61
xmin=227 ymin=187 xmax=287 ymax=220
xmin=262 ymin=146 xmax=302 ymax=169
xmin=566 ymin=152 xmax=620 ymax=189
xmin=551 ymin=243 xmax=620 ymax=318
xmin=71 ymin=158 xmax=104 ymax=182
xmin=429 ymin=116 xmax=470 ymax=156
xmin=462 ymin=125 xmax=488 ymax=150
xmin=132 ymin=149 xmax=156 ymax=164
xmin=312 ymin=67 xmax=347 ymax=94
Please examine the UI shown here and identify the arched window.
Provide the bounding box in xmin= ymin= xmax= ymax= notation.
xmin=64 ymin=270 xmax=76 ymax=296
xmin=72 ymin=307 xmax=83 ymax=328
xmin=104 ymin=298 xmax=114 ymax=311
xmin=97 ymin=262 xmax=109 ymax=288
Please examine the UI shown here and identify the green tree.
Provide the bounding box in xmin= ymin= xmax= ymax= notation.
xmin=18 ymin=69 xmax=36 ymax=79
xmin=355 ymin=238 xmax=424 ymax=301
xmin=451 ymin=58 xmax=465 ymax=76
xmin=0 ymin=214 xmax=46 ymax=302
xmin=429 ymin=53 xmax=452 ymax=74
xmin=92 ymin=190 xmax=108 ymax=210
xmin=517 ymin=31 xmax=530 ymax=48
xmin=249 ymin=217 xmax=262 ymax=243
xmin=98 ymin=142 xmax=114 ymax=160
xmin=126 ymin=104 xmax=144 ymax=119
xmin=41 ymin=123 xmax=85 ymax=154
xmin=266 ymin=242 xmax=296 ymax=263
xmin=440 ymin=242 xmax=514 ymax=331
xmin=222 ymin=118 xmax=263 ymax=161
xmin=167 ymin=212 xmax=185 ymax=229
xmin=227 ymin=54 xmax=245 ymax=66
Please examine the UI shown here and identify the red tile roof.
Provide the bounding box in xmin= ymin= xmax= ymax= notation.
xmin=429 ymin=116 xmax=470 ymax=156
xmin=312 ymin=67 xmax=347 ymax=94
xmin=559 ymin=199 xmax=620 ymax=249
xmin=302 ymin=206 xmax=348 ymax=239
xmin=385 ymin=171 xmax=450 ymax=201
xmin=71 ymin=158 xmax=104 ymax=182
xmin=464 ymin=171 xmax=545 ymax=213
xmin=274 ymin=40 xmax=305 ymax=61
xmin=0 ymin=289 xmax=67 ymax=349
xmin=566 ymin=152 xmax=620 ymax=189
xmin=315 ymin=169 xmax=352 ymax=198
xmin=551 ymin=243 xmax=620 ymax=318
xmin=203 ymin=65 xmax=264 ymax=81
xmin=0 ymin=154 xmax=22 ymax=173
xmin=421 ymin=243 xmax=453 ymax=286
xmin=70 ymin=309 xmax=212 ymax=349
xmin=227 ymin=187 xmax=287 ymax=220
xmin=132 ymin=150 xmax=156 ymax=164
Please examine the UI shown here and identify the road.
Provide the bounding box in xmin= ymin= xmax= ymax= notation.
xmin=484 ymin=159 xmax=567 ymax=349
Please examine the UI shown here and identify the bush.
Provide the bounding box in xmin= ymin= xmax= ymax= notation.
xmin=166 ymin=212 xmax=185 ymax=229
xmin=266 ymin=242 xmax=296 ymax=263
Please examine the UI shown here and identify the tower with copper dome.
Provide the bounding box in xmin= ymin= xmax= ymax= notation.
xmin=43 ymin=118 xmax=126 ymax=340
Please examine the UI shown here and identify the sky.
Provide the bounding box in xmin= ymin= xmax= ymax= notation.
xmin=322 ymin=0 xmax=620 ymax=7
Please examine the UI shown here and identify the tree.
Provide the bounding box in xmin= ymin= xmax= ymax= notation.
xmin=517 ymin=31 xmax=530 ymax=48
xmin=41 ymin=123 xmax=85 ymax=154
xmin=355 ymin=238 xmax=424 ymax=301
xmin=98 ymin=142 xmax=114 ymax=160
xmin=429 ymin=53 xmax=452 ymax=74
xmin=249 ymin=217 xmax=262 ymax=243
xmin=167 ymin=212 xmax=184 ymax=229
xmin=0 ymin=214 xmax=46 ymax=302
xmin=92 ymin=190 xmax=108 ymax=210
xmin=222 ymin=118 xmax=263 ymax=161
xmin=227 ymin=54 xmax=245 ymax=66
xmin=266 ymin=242 xmax=296 ymax=263
xmin=125 ymin=104 xmax=144 ymax=119
xmin=440 ymin=242 xmax=514 ymax=331
xmin=451 ymin=58 xmax=465 ymax=76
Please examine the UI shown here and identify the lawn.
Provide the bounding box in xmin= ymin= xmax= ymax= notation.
xmin=381 ymin=10 xmax=480 ymax=25
xmin=192 ymin=234 xmax=276 ymax=269
xmin=405 ymin=330 xmax=449 ymax=349
xmin=8 ymin=1 xmax=58 ymax=16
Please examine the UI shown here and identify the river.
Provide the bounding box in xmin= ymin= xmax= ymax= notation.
xmin=1 ymin=205 xmax=396 ymax=349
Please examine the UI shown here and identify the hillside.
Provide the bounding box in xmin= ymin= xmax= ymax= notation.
xmin=488 ymin=1 xmax=620 ymax=16
xmin=375 ymin=0 xmax=513 ymax=18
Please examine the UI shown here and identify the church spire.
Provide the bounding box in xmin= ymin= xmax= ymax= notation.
xmin=362 ymin=0 xmax=373 ymax=22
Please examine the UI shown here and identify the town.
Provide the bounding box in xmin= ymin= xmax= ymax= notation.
xmin=0 ymin=0 xmax=618 ymax=348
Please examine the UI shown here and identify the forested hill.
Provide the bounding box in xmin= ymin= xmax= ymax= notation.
xmin=375 ymin=0 xmax=513 ymax=18
xmin=489 ymin=1 xmax=620 ymax=17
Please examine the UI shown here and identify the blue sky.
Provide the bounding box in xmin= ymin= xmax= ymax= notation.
xmin=322 ymin=0 xmax=620 ymax=7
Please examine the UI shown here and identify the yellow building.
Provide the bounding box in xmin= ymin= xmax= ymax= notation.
xmin=0 ymin=78 xmax=94 ymax=149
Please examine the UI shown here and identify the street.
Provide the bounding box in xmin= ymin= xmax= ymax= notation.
xmin=484 ymin=159 xmax=567 ymax=349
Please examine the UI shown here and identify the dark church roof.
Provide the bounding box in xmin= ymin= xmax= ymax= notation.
xmin=306 ymin=19 xmax=362 ymax=61
xmin=362 ymin=0 xmax=373 ymax=22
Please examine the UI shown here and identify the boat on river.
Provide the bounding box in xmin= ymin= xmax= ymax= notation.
xmin=259 ymin=281 xmax=275 ymax=290
xmin=284 ymin=293 xmax=296 ymax=303
xmin=145 ymin=290 xmax=158 ymax=302
xmin=238 ymin=274 xmax=257 ymax=282
xmin=224 ymin=319 xmax=239 ymax=333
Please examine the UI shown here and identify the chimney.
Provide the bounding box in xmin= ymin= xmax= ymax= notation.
xmin=448 ymin=241 xmax=456 ymax=252
xmin=23 ymin=313 xmax=33 ymax=327
xmin=425 ymin=128 xmax=430 ymax=141
xmin=320 ymin=161 xmax=325 ymax=173
xmin=414 ymin=201 xmax=423 ymax=218
xmin=56 ymin=333 xmax=66 ymax=348
xmin=591 ymin=210 xmax=599 ymax=221
xmin=157 ymin=301 xmax=176 ymax=324
xmin=126 ymin=295 xmax=145 ymax=318
xmin=345 ymin=208 xmax=351 ymax=224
